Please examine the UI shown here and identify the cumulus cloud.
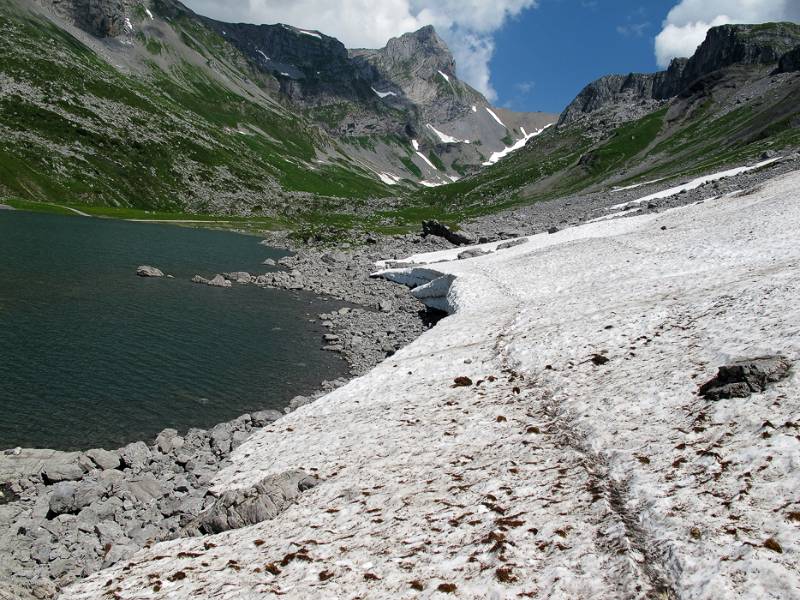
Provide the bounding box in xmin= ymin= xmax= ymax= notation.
xmin=181 ymin=0 xmax=539 ymax=102
xmin=655 ymin=0 xmax=800 ymax=67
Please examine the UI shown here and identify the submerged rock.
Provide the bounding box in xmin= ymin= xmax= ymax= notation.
xmin=699 ymin=356 xmax=791 ymax=400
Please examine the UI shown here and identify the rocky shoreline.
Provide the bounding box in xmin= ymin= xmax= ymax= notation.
xmin=1 ymin=153 xmax=797 ymax=599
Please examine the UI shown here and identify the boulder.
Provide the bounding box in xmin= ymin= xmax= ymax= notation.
xmin=85 ymin=449 xmax=120 ymax=471
xmin=497 ymin=237 xmax=528 ymax=250
xmin=699 ymin=356 xmax=791 ymax=400
xmin=208 ymin=274 xmax=232 ymax=288
xmin=421 ymin=220 xmax=473 ymax=246
xmin=262 ymin=258 xmax=276 ymax=267
xmin=223 ymin=272 xmax=252 ymax=284
xmin=154 ymin=429 xmax=183 ymax=455
xmin=136 ymin=266 xmax=164 ymax=278
xmin=42 ymin=460 xmax=84 ymax=484
xmin=457 ymin=248 xmax=491 ymax=260
xmin=251 ymin=410 xmax=283 ymax=427
xmin=119 ymin=441 xmax=151 ymax=472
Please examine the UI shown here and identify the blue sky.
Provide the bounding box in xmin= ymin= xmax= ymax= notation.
xmin=492 ymin=0 xmax=678 ymax=113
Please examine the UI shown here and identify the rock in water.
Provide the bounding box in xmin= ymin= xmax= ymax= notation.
xmin=208 ymin=275 xmax=232 ymax=288
xmin=136 ymin=266 xmax=164 ymax=278
xmin=699 ymin=356 xmax=791 ymax=400
xmin=223 ymin=272 xmax=252 ymax=284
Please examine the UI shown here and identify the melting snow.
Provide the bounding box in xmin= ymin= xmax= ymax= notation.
xmin=256 ymin=50 xmax=270 ymax=62
xmin=61 ymin=170 xmax=800 ymax=600
xmin=411 ymin=139 xmax=420 ymax=151
xmin=299 ymin=29 xmax=322 ymax=39
xmin=416 ymin=152 xmax=438 ymax=171
xmin=610 ymin=177 xmax=666 ymax=192
xmin=438 ymin=70 xmax=450 ymax=83
xmin=609 ymin=156 xmax=784 ymax=210
xmin=471 ymin=105 xmax=477 ymax=112
xmin=372 ymin=87 xmax=397 ymax=99
xmin=144 ymin=8 xmax=153 ymax=20
xmin=426 ymin=124 xmax=469 ymax=144
xmin=482 ymin=123 xmax=553 ymax=166
xmin=377 ymin=172 xmax=402 ymax=185
xmin=485 ymin=107 xmax=506 ymax=128
xmin=419 ymin=179 xmax=444 ymax=187
xmin=123 ymin=18 xmax=133 ymax=33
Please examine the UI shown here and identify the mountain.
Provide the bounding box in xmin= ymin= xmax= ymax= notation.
xmin=0 ymin=0 xmax=555 ymax=218
xmin=415 ymin=22 xmax=800 ymax=219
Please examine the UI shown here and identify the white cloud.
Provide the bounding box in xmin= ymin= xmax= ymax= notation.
xmin=655 ymin=0 xmax=800 ymax=67
xmin=181 ymin=0 xmax=538 ymax=101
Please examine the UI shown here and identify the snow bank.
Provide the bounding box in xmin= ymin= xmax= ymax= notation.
xmin=415 ymin=151 xmax=438 ymax=171
xmin=377 ymin=172 xmax=402 ymax=185
xmin=62 ymin=171 xmax=800 ymax=599
xmin=426 ymin=123 xmax=469 ymax=144
xmin=609 ymin=157 xmax=783 ymax=210
xmin=372 ymin=87 xmax=397 ymax=99
xmin=482 ymin=124 xmax=553 ymax=166
xmin=485 ymin=106 xmax=506 ymax=128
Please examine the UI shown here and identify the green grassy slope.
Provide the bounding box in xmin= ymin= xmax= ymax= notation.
xmin=0 ymin=3 xmax=393 ymax=215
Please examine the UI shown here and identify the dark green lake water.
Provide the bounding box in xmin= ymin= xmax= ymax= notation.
xmin=0 ymin=211 xmax=348 ymax=451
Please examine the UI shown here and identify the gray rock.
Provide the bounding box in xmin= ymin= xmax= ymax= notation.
xmin=262 ymin=258 xmax=276 ymax=266
xmin=208 ymin=274 xmax=232 ymax=288
xmin=42 ymin=461 xmax=84 ymax=484
xmin=136 ymin=266 xmax=164 ymax=278
xmin=457 ymin=248 xmax=491 ymax=260
xmin=183 ymin=471 xmax=319 ymax=535
xmin=154 ymin=429 xmax=183 ymax=455
xmin=223 ymin=271 xmax=252 ymax=284
xmin=699 ymin=355 xmax=791 ymax=400
xmin=119 ymin=441 xmax=151 ymax=472
xmin=85 ymin=449 xmax=120 ymax=471
xmin=94 ymin=520 xmax=124 ymax=546
xmin=125 ymin=478 xmax=164 ymax=503
xmin=251 ymin=409 xmax=283 ymax=427
xmin=497 ymin=237 xmax=528 ymax=250
xmin=421 ymin=220 xmax=473 ymax=246
xmin=48 ymin=482 xmax=79 ymax=516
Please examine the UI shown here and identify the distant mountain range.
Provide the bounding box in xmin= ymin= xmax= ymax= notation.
xmin=1 ymin=1 xmax=798 ymax=228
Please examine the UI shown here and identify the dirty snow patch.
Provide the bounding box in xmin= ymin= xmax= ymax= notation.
xmin=610 ymin=157 xmax=784 ymax=210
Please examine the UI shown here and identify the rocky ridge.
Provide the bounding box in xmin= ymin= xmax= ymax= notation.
xmin=560 ymin=22 xmax=800 ymax=126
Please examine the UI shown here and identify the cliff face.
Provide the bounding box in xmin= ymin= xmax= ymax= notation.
xmin=778 ymin=45 xmax=800 ymax=72
xmin=560 ymin=22 xmax=800 ymax=125
xmin=42 ymin=0 xmax=136 ymax=37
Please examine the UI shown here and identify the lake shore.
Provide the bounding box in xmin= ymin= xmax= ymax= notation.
xmin=1 ymin=154 xmax=798 ymax=599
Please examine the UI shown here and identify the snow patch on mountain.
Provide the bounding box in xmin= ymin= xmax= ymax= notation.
xmin=426 ymin=124 xmax=469 ymax=144
xmin=371 ymin=87 xmax=397 ymax=99
xmin=610 ymin=157 xmax=784 ymax=210
xmin=482 ymin=124 xmax=553 ymax=166
xmin=485 ymin=106 xmax=506 ymax=128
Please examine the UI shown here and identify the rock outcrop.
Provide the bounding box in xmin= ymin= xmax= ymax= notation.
xmin=699 ymin=356 xmax=791 ymax=400
xmin=778 ymin=45 xmax=800 ymax=73
xmin=560 ymin=22 xmax=800 ymax=125
xmin=42 ymin=0 xmax=136 ymax=38
xmin=136 ymin=265 xmax=164 ymax=277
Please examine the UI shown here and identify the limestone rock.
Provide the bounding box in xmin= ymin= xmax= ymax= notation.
xmin=136 ymin=266 xmax=164 ymax=278
xmin=85 ymin=449 xmax=120 ymax=471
